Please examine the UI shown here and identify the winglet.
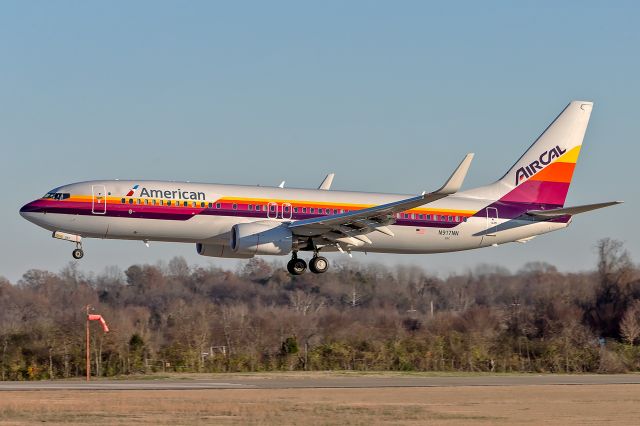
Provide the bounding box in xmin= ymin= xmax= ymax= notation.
xmin=434 ymin=153 xmax=474 ymax=194
xmin=318 ymin=173 xmax=335 ymax=190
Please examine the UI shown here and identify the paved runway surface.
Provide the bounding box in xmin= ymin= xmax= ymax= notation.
xmin=1 ymin=374 xmax=640 ymax=391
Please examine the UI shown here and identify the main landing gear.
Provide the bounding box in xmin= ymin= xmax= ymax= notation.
xmin=309 ymin=256 xmax=329 ymax=274
xmin=287 ymin=252 xmax=329 ymax=275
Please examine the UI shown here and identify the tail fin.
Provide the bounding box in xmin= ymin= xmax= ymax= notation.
xmin=467 ymin=101 xmax=593 ymax=207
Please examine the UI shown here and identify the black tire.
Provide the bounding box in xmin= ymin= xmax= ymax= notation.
xmin=309 ymin=256 xmax=329 ymax=274
xmin=72 ymin=248 xmax=84 ymax=259
xmin=287 ymin=258 xmax=307 ymax=275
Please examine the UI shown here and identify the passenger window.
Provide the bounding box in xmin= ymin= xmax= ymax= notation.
xmin=160 ymin=200 xmax=164 ymax=206
xmin=463 ymin=217 xmax=468 ymax=222
xmin=153 ymin=200 xmax=157 ymax=205
xmin=426 ymin=214 xmax=431 ymax=220
xmin=167 ymin=201 xmax=172 ymax=206
xmin=448 ymin=216 xmax=453 ymax=221
xmin=310 ymin=208 xmax=315 ymax=214
xmin=248 ymin=204 xmax=254 ymax=211
xmin=325 ymin=208 xmax=330 ymax=215
xmin=145 ymin=199 xmax=149 ymax=205
xmin=208 ymin=202 xmax=212 ymax=208
xmin=269 ymin=204 xmax=275 ymax=212
xmin=419 ymin=214 xmax=423 ymax=219
xmin=121 ymin=198 xmax=126 ymax=204
xmin=216 ymin=203 xmax=221 ymax=209
xmin=284 ymin=205 xmax=290 ymax=213
xmin=411 ymin=214 xmax=415 ymax=219
xmin=404 ymin=213 xmax=409 ymax=219
xmin=233 ymin=203 xmax=237 ymax=210
xmin=129 ymin=199 xmax=133 ymax=204
xmin=302 ymin=207 xmax=307 ymax=213
xmin=293 ymin=207 xmax=298 ymax=213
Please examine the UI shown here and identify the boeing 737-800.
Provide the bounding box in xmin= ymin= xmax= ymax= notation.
xmin=20 ymin=101 xmax=621 ymax=274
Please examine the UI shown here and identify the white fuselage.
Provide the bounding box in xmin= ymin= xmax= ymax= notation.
xmin=19 ymin=180 xmax=568 ymax=257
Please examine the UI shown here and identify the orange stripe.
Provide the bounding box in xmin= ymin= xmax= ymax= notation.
xmin=530 ymin=161 xmax=575 ymax=183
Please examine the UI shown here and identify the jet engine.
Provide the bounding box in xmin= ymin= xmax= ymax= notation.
xmin=196 ymin=243 xmax=254 ymax=258
xmin=230 ymin=221 xmax=293 ymax=255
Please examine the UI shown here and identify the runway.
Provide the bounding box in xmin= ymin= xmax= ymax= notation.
xmin=1 ymin=373 xmax=639 ymax=391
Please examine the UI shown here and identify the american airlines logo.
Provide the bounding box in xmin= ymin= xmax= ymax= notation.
xmin=124 ymin=184 xmax=206 ymax=200
xmin=125 ymin=184 xmax=139 ymax=197
xmin=514 ymin=145 xmax=566 ymax=186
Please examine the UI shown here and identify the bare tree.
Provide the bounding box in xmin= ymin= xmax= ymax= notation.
xmin=620 ymin=301 xmax=640 ymax=345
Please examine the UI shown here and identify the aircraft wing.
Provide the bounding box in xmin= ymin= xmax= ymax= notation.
xmin=526 ymin=201 xmax=622 ymax=218
xmin=289 ymin=154 xmax=474 ymax=244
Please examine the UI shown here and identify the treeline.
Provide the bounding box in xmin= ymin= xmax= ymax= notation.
xmin=1 ymin=238 xmax=639 ymax=380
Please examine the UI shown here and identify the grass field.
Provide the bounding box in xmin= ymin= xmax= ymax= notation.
xmin=1 ymin=376 xmax=639 ymax=425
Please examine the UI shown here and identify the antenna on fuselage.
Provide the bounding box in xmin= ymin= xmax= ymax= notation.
xmin=278 ymin=181 xmax=285 ymax=188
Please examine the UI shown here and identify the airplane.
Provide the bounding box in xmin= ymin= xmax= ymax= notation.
xmin=20 ymin=101 xmax=622 ymax=275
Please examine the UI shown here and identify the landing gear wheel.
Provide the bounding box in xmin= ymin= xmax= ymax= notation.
xmin=287 ymin=258 xmax=307 ymax=275
xmin=309 ymin=256 xmax=329 ymax=274
xmin=72 ymin=248 xmax=84 ymax=259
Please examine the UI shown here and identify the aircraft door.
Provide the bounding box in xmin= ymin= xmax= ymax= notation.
xmin=486 ymin=207 xmax=498 ymax=236
xmin=92 ymin=185 xmax=107 ymax=215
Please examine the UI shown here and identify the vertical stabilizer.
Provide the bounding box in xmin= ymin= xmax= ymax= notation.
xmin=465 ymin=101 xmax=593 ymax=207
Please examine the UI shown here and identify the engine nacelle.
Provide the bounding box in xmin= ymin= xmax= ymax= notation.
xmin=230 ymin=221 xmax=293 ymax=255
xmin=196 ymin=243 xmax=254 ymax=258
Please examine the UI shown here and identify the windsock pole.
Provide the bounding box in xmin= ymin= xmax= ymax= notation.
xmin=85 ymin=307 xmax=109 ymax=382
xmin=86 ymin=305 xmax=90 ymax=382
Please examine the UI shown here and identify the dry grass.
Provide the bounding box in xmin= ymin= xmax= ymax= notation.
xmin=1 ymin=384 xmax=639 ymax=425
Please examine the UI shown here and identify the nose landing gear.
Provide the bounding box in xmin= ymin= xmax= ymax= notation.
xmin=72 ymin=247 xmax=84 ymax=259
xmin=52 ymin=231 xmax=85 ymax=260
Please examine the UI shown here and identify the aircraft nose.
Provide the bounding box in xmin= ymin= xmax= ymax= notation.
xmin=19 ymin=201 xmax=38 ymax=219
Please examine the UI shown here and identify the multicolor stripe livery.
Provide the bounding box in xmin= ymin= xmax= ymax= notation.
xmin=19 ymin=101 xmax=622 ymax=273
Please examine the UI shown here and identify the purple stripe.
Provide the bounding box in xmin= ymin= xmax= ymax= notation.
xmin=23 ymin=201 xmax=463 ymax=228
xmin=501 ymin=181 xmax=570 ymax=205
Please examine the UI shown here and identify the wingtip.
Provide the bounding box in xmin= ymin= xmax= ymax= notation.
xmin=435 ymin=152 xmax=474 ymax=194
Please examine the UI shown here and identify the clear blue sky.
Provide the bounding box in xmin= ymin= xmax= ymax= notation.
xmin=1 ymin=1 xmax=638 ymax=281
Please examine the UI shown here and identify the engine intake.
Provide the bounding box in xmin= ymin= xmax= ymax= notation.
xmin=230 ymin=221 xmax=293 ymax=255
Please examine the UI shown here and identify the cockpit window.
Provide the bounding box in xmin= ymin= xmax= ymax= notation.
xmin=43 ymin=192 xmax=70 ymax=200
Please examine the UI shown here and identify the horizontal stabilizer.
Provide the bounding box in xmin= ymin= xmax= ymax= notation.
xmin=526 ymin=201 xmax=622 ymax=218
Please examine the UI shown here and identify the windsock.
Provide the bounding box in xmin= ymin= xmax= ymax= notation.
xmin=88 ymin=314 xmax=109 ymax=332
